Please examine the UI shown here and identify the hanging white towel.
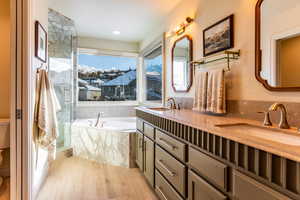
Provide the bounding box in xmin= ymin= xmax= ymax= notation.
xmin=34 ymin=69 xmax=61 ymax=161
xmin=193 ymin=71 xmax=208 ymax=112
xmin=206 ymin=69 xmax=226 ymax=114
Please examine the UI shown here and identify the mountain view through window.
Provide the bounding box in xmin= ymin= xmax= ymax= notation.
xmin=78 ymin=53 xmax=137 ymax=101
xmin=144 ymin=46 xmax=163 ymax=102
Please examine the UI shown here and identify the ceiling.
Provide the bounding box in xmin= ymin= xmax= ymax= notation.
xmin=49 ymin=0 xmax=183 ymax=42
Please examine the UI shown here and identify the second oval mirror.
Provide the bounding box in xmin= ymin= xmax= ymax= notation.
xmin=171 ymin=35 xmax=193 ymax=92
xmin=256 ymin=0 xmax=300 ymax=91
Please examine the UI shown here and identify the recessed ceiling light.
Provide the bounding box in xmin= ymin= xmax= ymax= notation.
xmin=113 ymin=31 xmax=121 ymax=35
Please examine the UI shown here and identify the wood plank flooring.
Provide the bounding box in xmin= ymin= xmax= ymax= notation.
xmin=37 ymin=157 xmax=158 ymax=200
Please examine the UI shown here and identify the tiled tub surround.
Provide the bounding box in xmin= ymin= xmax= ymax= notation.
xmin=172 ymin=97 xmax=300 ymax=127
xmin=226 ymin=100 xmax=300 ymax=127
xmin=136 ymin=107 xmax=300 ymax=199
xmin=48 ymin=8 xmax=77 ymax=59
xmin=75 ymin=105 xmax=136 ymax=119
xmin=71 ymin=117 xmax=136 ymax=168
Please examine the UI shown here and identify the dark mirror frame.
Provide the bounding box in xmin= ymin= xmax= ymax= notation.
xmin=255 ymin=0 xmax=300 ymax=91
xmin=171 ymin=35 xmax=193 ymax=93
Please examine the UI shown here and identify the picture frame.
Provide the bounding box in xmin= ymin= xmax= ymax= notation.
xmin=203 ymin=14 xmax=234 ymax=57
xmin=35 ymin=21 xmax=47 ymax=63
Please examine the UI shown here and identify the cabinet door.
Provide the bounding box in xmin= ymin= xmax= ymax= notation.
xmin=144 ymin=123 xmax=155 ymax=139
xmin=233 ymin=171 xmax=292 ymax=200
xmin=135 ymin=131 xmax=144 ymax=171
xmin=144 ymin=136 xmax=155 ymax=186
xmin=188 ymin=170 xmax=227 ymax=200
xmin=137 ymin=118 xmax=143 ymax=132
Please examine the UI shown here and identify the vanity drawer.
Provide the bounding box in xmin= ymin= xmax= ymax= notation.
xmin=156 ymin=146 xmax=186 ymax=196
xmin=189 ymin=147 xmax=228 ymax=190
xmin=156 ymin=129 xmax=187 ymax=161
xmin=137 ymin=118 xmax=143 ymax=132
xmin=188 ymin=170 xmax=227 ymax=200
xmin=144 ymin=123 xmax=155 ymax=139
xmin=233 ymin=171 xmax=292 ymax=200
xmin=155 ymin=170 xmax=183 ymax=200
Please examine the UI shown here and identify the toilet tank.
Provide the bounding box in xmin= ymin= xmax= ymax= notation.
xmin=0 ymin=119 xmax=9 ymax=149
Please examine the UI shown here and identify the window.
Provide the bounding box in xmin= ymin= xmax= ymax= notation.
xmin=144 ymin=46 xmax=163 ymax=102
xmin=77 ymin=50 xmax=137 ymax=102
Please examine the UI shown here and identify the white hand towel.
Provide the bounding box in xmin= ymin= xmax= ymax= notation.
xmin=34 ymin=69 xmax=61 ymax=161
xmin=193 ymin=71 xmax=208 ymax=112
xmin=206 ymin=69 xmax=226 ymax=114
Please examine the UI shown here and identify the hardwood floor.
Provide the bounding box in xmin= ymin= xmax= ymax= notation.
xmin=37 ymin=157 xmax=158 ymax=200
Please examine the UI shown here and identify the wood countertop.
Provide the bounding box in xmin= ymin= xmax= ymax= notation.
xmin=136 ymin=107 xmax=300 ymax=163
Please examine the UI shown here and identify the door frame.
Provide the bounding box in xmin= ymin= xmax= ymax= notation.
xmin=11 ymin=0 xmax=34 ymax=199
xmin=10 ymin=0 xmax=18 ymax=198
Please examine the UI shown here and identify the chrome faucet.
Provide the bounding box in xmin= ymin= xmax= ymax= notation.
xmin=167 ymin=98 xmax=177 ymax=110
xmin=268 ymin=103 xmax=290 ymax=129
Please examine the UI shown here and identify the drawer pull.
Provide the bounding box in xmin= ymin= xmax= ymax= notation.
xmin=159 ymin=138 xmax=177 ymax=150
xmin=158 ymin=160 xmax=176 ymax=177
xmin=157 ymin=186 xmax=169 ymax=200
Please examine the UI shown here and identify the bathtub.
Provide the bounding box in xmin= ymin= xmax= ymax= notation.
xmin=71 ymin=117 xmax=136 ymax=168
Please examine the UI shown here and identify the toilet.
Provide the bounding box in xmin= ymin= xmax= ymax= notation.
xmin=0 ymin=119 xmax=9 ymax=186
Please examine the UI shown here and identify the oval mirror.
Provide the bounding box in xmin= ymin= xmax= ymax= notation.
xmin=256 ymin=0 xmax=300 ymax=91
xmin=171 ymin=35 xmax=193 ymax=92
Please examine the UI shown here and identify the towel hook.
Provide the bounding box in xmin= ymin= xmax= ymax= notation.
xmin=37 ymin=63 xmax=48 ymax=73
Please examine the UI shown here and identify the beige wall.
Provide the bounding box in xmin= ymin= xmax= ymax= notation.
xmin=31 ymin=0 xmax=49 ymax=198
xmin=78 ymin=36 xmax=139 ymax=53
xmin=141 ymin=0 xmax=300 ymax=103
xmin=0 ymin=0 xmax=11 ymax=118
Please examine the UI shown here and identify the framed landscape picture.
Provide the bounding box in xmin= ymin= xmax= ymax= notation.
xmin=203 ymin=14 xmax=234 ymax=56
xmin=35 ymin=21 xmax=47 ymax=63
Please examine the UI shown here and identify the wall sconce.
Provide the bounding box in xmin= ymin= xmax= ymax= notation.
xmin=166 ymin=17 xmax=194 ymax=38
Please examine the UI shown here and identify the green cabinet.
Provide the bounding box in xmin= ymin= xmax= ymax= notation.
xmin=144 ymin=136 xmax=155 ymax=187
xmin=135 ymin=120 xmax=155 ymax=187
xmin=233 ymin=171 xmax=292 ymax=200
xmin=135 ymin=131 xmax=144 ymax=171
xmin=136 ymin=114 xmax=298 ymax=200
xmin=188 ymin=170 xmax=227 ymax=200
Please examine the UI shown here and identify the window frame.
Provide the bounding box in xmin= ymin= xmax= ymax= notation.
xmin=76 ymin=48 xmax=140 ymax=107
xmin=140 ymin=40 xmax=165 ymax=107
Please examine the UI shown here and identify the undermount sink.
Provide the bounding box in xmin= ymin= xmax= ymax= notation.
xmin=148 ymin=107 xmax=171 ymax=112
xmin=215 ymin=123 xmax=300 ymax=146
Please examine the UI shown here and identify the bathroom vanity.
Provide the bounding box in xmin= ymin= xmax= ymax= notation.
xmin=135 ymin=107 xmax=300 ymax=200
